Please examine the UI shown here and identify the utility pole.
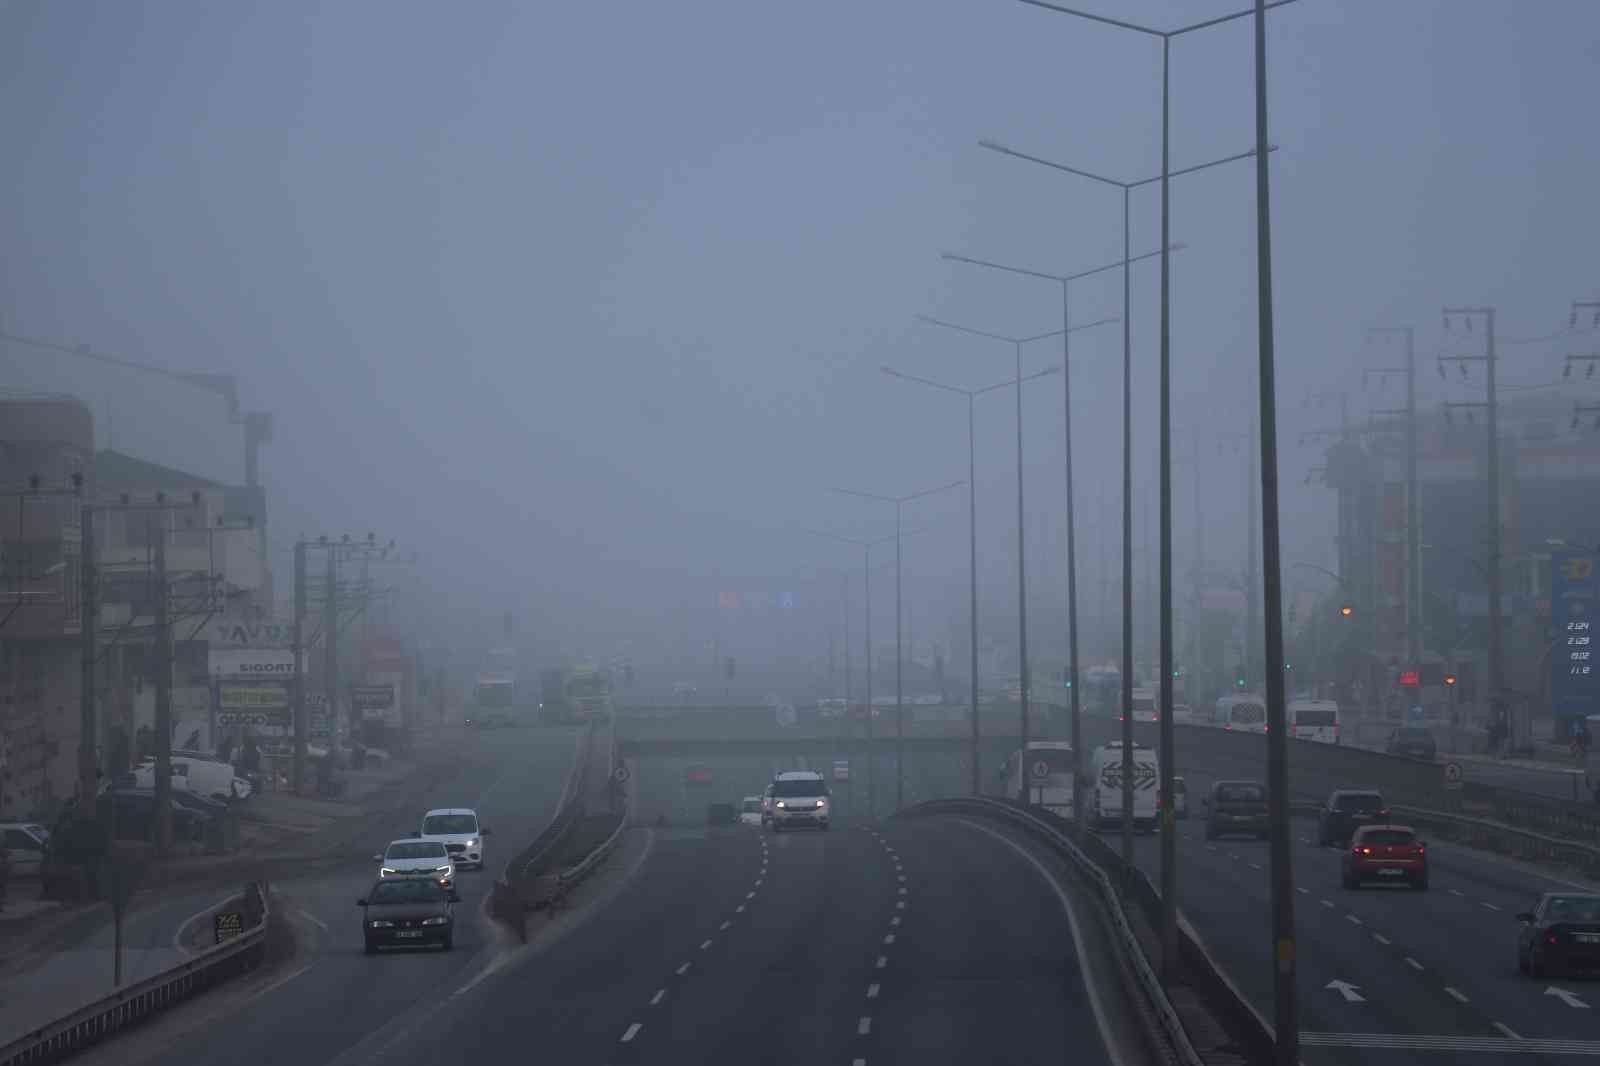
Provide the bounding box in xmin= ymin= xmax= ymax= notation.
xmin=1366 ymin=327 xmax=1420 ymax=670
xmin=1247 ymin=411 xmax=1260 ymax=687
xmin=1441 ymin=307 xmax=1502 ymax=740
xmin=896 ymin=500 xmax=904 ymax=812
xmin=292 ymin=540 xmax=307 ymax=793
xmin=325 ymin=550 xmax=339 ymax=741
xmin=153 ymin=512 xmax=172 ymax=854
xmin=78 ymin=503 xmax=97 ymax=804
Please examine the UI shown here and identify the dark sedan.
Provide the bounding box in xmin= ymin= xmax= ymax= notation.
xmin=358 ymin=877 xmax=459 ymax=953
xmin=1518 ymin=893 xmax=1600 ymax=977
xmin=1317 ymin=789 xmax=1391 ymax=846
xmin=1203 ymin=780 xmax=1269 ymax=840
xmin=1386 ymin=726 xmax=1438 ymax=760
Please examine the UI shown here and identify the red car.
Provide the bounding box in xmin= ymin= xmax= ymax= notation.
xmin=1342 ymin=824 xmax=1428 ymax=890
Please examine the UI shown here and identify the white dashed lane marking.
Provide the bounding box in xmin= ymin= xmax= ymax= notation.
xmin=720 ymin=920 xmax=731 ymax=930
xmin=896 ymin=901 xmax=905 ymax=910
xmin=676 ymin=963 xmax=691 ymax=976
xmin=858 ymin=1017 xmax=872 ymax=1035
xmin=1481 ymin=902 xmax=1500 ymax=912
xmin=1405 ymin=957 xmax=1424 ymax=972
xmin=1449 ymin=889 xmax=1465 ymax=898
xmin=867 ymin=983 xmax=880 ymax=999
xmin=746 ymin=891 xmax=756 ymax=900
xmin=1446 ymin=987 xmax=1469 ymax=1004
xmin=877 ymin=955 xmax=888 ymax=968
xmin=1296 ymin=887 xmax=1309 ymax=895
xmin=891 ymin=916 xmax=901 ymax=926
xmin=1493 ymin=1022 xmax=1521 ymax=1040
xmin=621 ymin=1023 xmax=642 ymax=1043
xmin=1346 ymin=914 xmax=1362 ymax=926
xmin=1373 ymin=933 xmax=1391 ymax=945
xmin=1320 ymin=899 xmax=1335 ymax=909
xmin=883 ymin=933 xmax=896 ymax=944
xmin=650 ymin=989 xmax=665 ymax=1006
xmin=700 ymin=939 xmax=713 ymax=950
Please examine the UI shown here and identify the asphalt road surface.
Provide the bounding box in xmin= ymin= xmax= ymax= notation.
xmin=122 ymin=724 xmax=583 ymax=1066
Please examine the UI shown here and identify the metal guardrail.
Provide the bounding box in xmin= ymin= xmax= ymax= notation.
xmin=559 ymin=767 xmax=631 ymax=887
xmin=902 ymin=797 xmax=1204 ymax=1066
xmin=1390 ymin=803 xmax=1600 ymax=877
xmin=0 ymin=882 xmax=270 ymax=1066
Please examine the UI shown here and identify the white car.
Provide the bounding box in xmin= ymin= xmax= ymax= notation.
xmin=740 ymin=796 xmax=765 ymax=826
xmin=133 ymin=757 xmax=251 ymax=800
xmin=1 ymin=823 xmax=49 ymax=878
xmin=768 ymin=771 xmax=831 ymax=832
xmin=417 ymin=808 xmax=489 ymax=870
xmin=374 ymin=839 xmax=455 ymax=885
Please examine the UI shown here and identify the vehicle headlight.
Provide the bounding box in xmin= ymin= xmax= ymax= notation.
xmin=816 ymin=798 xmax=828 ymax=808
xmin=421 ymin=915 xmax=450 ymax=926
xmin=436 ymin=865 xmax=453 ymax=873
xmin=369 ymin=919 xmax=394 ymax=928
xmin=775 ymin=800 xmax=787 ymax=808
xmin=380 ymin=867 xmax=397 ymax=876
xmin=465 ymin=838 xmax=478 ymax=847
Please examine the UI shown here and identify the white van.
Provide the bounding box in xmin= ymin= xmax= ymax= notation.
xmin=1214 ymin=695 xmax=1268 ymax=734
xmin=1088 ymin=742 xmax=1159 ymax=832
xmin=133 ymin=756 xmax=251 ymax=800
xmin=1000 ymin=741 xmax=1075 ymax=818
xmin=1288 ymin=699 xmax=1340 ymax=744
xmin=1128 ymin=687 xmax=1157 ymax=722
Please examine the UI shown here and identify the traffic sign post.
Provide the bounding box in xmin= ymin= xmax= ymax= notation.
xmin=1443 ymin=762 xmax=1463 ymax=791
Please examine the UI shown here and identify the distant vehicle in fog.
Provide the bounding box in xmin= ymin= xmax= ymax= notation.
xmin=999 ymin=741 xmax=1074 ymax=817
xmin=1087 ymin=742 xmax=1158 ymax=833
xmin=1214 ymin=695 xmax=1267 ymax=733
xmin=1127 ymin=688 xmax=1157 ymax=723
xmin=1289 ymin=699 xmax=1340 ymax=744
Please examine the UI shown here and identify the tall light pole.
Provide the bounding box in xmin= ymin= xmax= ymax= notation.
xmin=941 ymin=244 xmax=1179 ymax=819
xmin=977 ymin=139 xmax=1266 ymax=876
xmin=914 ymin=315 xmax=1096 ymax=797
xmin=880 ymin=363 xmax=1063 ymax=796
xmin=827 ymin=481 xmax=964 ymax=813
xmin=1365 ymin=327 xmax=1420 ymax=673
xmin=808 ymin=528 xmax=898 ymax=816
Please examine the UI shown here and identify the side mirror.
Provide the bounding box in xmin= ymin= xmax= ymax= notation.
xmin=1516 ymin=912 xmax=1535 ymax=923
xmin=371 ymin=853 xmax=383 ymax=862
xmin=480 ymin=828 xmax=491 ymax=836
xmin=357 ymin=899 xmax=368 ymax=907
xmin=408 ymin=830 xmax=421 ymax=838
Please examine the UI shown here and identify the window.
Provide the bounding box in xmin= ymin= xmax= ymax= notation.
xmin=772 ymin=778 xmax=829 ymax=798
xmin=369 ymin=879 xmax=447 ymax=904
xmin=1336 ymin=793 xmax=1385 ymax=812
xmin=1217 ymin=784 xmax=1265 ymax=804
xmin=422 ymin=814 xmax=478 ymax=835
xmin=1359 ymin=829 xmax=1414 ymax=846
xmin=1295 ymin=710 xmax=1337 ymax=727
xmin=387 ymin=842 xmax=448 ymax=860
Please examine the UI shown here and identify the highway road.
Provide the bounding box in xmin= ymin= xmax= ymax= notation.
xmin=114 ymin=724 xmax=583 ymax=1066
xmin=1122 ymin=762 xmax=1600 ymax=1063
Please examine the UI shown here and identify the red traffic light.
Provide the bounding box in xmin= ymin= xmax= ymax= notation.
xmin=1399 ymin=670 xmax=1421 ymax=687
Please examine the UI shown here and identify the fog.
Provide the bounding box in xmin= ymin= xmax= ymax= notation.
xmin=4 ymin=0 xmax=1596 ymax=669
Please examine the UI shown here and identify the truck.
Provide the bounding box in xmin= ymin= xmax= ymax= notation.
xmin=1087 ymin=741 xmax=1159 ymax=833
xmin=468 ymin=647 xmax=521 ymax=727
xmin=538 ymin=664 xmax=614 ymax=724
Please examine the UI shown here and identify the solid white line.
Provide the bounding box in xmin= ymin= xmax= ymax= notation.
xmin=677 ymin=962 xmax=691 ymax=976
xmin=1493 ymin=1022 xmax=1522 ymax=1040
xmin=858 ymin=1016 xmax=872 ymax=1035
xmin=867 ymin=983 xmax=880 ymax=999
xmin=720 ymin=920 xmax=731 ymax=931
xmin=1346 ymin=914 xmax=1363 ymax=925
xmin=1373 ymin=933 xmax=1391 ymax=945
xmin=621 ymin=1023 xmax=642 ymax=1043
xmin=1405 ymin=957 xmax=1424 ymax=971
xmin=700 ymin=939 xmax=713 ymax=950
xmin=1446 ymin=987 xmax=1469 ymax=1004
xmin=1481 ymin=901 xmax=1501 ymax=911
xmin=295 ymin=908 xmax=330 ymax=932
xmin=951 ymin=818 xmax=1128 ymax=1066
xmin=876 ymin=955 xmax=887 ymax=968
xmin=650 ymin=989 xmax=665 ymax=1005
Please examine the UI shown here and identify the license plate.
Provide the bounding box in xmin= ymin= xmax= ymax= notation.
xmin=1378 ymin=868 xmax=1404 ymax=876
xmin=396 ymin=930 xmax=424 ymax=938
xmin=1577 ymin=933 xmax=1600 ymax=944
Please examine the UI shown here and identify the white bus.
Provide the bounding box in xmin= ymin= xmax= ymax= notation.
xmin=1288 ymin=699 xmax=1340 ymax=744
xmin=999 ymin=741 xmax=1075 ymax=818
xmin=1214 ymin=695 xmax=1268 ymax=733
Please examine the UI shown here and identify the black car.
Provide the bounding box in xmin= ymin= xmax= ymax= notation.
xmin=1387 ymin=726 xmax=1438 ymax=761
xmin=1203 ymin=780 xmax=1269 ymax=840
xmin=1518 ymin=893 xmax=1600 ymax=977
xmin=1317 ymin=789 xmax=1390 ymax=846
xmin=358 ymin=877 xmax=459 ymax=953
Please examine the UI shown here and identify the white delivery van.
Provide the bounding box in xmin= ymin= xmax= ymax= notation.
xmin=1288 ymin=699 xmax=1340 ymax=744
xmin=1001 ymin=741 xmax=1075 ymax=818
xmin=1214 ymin=695 xmax=1268 ymax=734
xmin=1088 ymin=742 xmax=1159 ymax=832
xmin=133 ymin=756 xmax=251 ymax=800
xmin=1128 ymin=687 xmax=1158 ymax=722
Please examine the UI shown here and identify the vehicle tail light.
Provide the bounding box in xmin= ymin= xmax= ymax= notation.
xmin=1358 ymin=846 xmax=1373 ymax=855
xmin=1549 ymin=933 xmax=1561 ymax=945
xmin=1413 ymin=845 xmax=1425 ymax=856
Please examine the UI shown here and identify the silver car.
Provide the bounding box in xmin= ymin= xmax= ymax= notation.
xmin=374 ymin=839 xmax=455 ymax=886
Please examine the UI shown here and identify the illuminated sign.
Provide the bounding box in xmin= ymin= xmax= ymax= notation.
xmin=1553 ymin=550 xmax=1599 ymax=722
xmin=1398 ymin=671 xmax=1420 ymax=687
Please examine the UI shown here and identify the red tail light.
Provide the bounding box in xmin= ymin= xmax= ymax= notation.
xmin=1413 ymin=845 xmax=1425 ymax=856
xmin=1357 ymin=846 xmax=1373 ymax=855
xmin=1549 ymin=933 xmax=1561 ymax=945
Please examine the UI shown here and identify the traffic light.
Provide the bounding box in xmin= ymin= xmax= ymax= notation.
xmin=1171 ymin=668 xmax=1182 ymax=679
xmin=1236 ymin=676 xmax=1247 ymax=688
xmin=1444 ymin=673 xmax=1458 ymax=687
xmin=1340 ymin=604 xmax=1354 ymax=618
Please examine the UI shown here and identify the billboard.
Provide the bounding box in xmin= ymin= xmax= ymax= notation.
xmin=1551 ymin=550 xmax=1598 ymax=723
xmin=209 ymin=648 xmax=300 ymax=679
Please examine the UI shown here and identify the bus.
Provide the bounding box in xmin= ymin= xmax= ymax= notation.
xmin=468 ymin=647 xmax=520 ymax=727
xmin=998 ymin=741 xmax=1075 ymax=818
xmin=1288 ymin=699 xmax=1340 ymax=744
xmin=1214 ymin=695 xmax=1268 ymax=733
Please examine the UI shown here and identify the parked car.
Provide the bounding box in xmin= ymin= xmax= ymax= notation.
xmin=1170 ymin=776 xmax=1188 ymax=820
xmin=97 ymin=789 xmax=215 ymax=844
xmin=1342 ymin=824 xmax=1428 ymax=890
xmin=358 ymin=876 xmax=459 ymax=953
xmin=740 ymin=796 xmax=765 ymax=827
xmin=1517 ymin=893 xmax=1600 ymax=977
xmin=0 ymin=823 xmax=50 ymax=878
xmin=1386 ymin=726 xmax=1438 ymax=760
xmin=1203 ymin=780 xmax=1269 ymax=840
xmin=131 ymin=756 xmax=251 ymax=801
xmin=1317 ymin=789 xmax=1390 ymax=846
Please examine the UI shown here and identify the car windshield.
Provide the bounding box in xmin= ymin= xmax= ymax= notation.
xmin=1359 ymin=830 xmax=1415 ymax=846
xmin=387 ymin=842 xmax=448 ymax=860
xmin=422 ymin=815 xmax=478 ymax=835
xmin=772 ymin=778 xmax=828 ymax=798
xmin=1337 ymin=794 xmax=1385 ymax=812
xmin=1217 ymin=784 xmax=1265 ymax=804
xmin=369 ymin=880 xmax=447 ymax=904
xmin=1546 ymin=896 xmax=1600 ymax=923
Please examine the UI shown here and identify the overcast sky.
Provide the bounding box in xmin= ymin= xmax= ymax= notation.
xmin=3 ymin=1 xmax=1596 ymax=655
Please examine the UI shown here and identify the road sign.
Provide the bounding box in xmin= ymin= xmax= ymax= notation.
xmin=1031 ymin=760 xmax=1051 ymax=781
xmin=1443 ymin=762 xmax=1464 ymax=790
xmin=214 ymin=911 xmax=244 ymax=944
xmin=613 ymin=764 xmax=631 ymax=784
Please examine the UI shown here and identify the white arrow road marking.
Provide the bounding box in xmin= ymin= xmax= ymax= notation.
xmin=1326 ymin=979 xmax=1366 ymax=1003
xmin=1547 ymin=987 xmax=1591 ymax=1009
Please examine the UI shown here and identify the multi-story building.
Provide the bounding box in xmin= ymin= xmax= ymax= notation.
xmin=0 ymin=395 xmax=93 ymax=817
